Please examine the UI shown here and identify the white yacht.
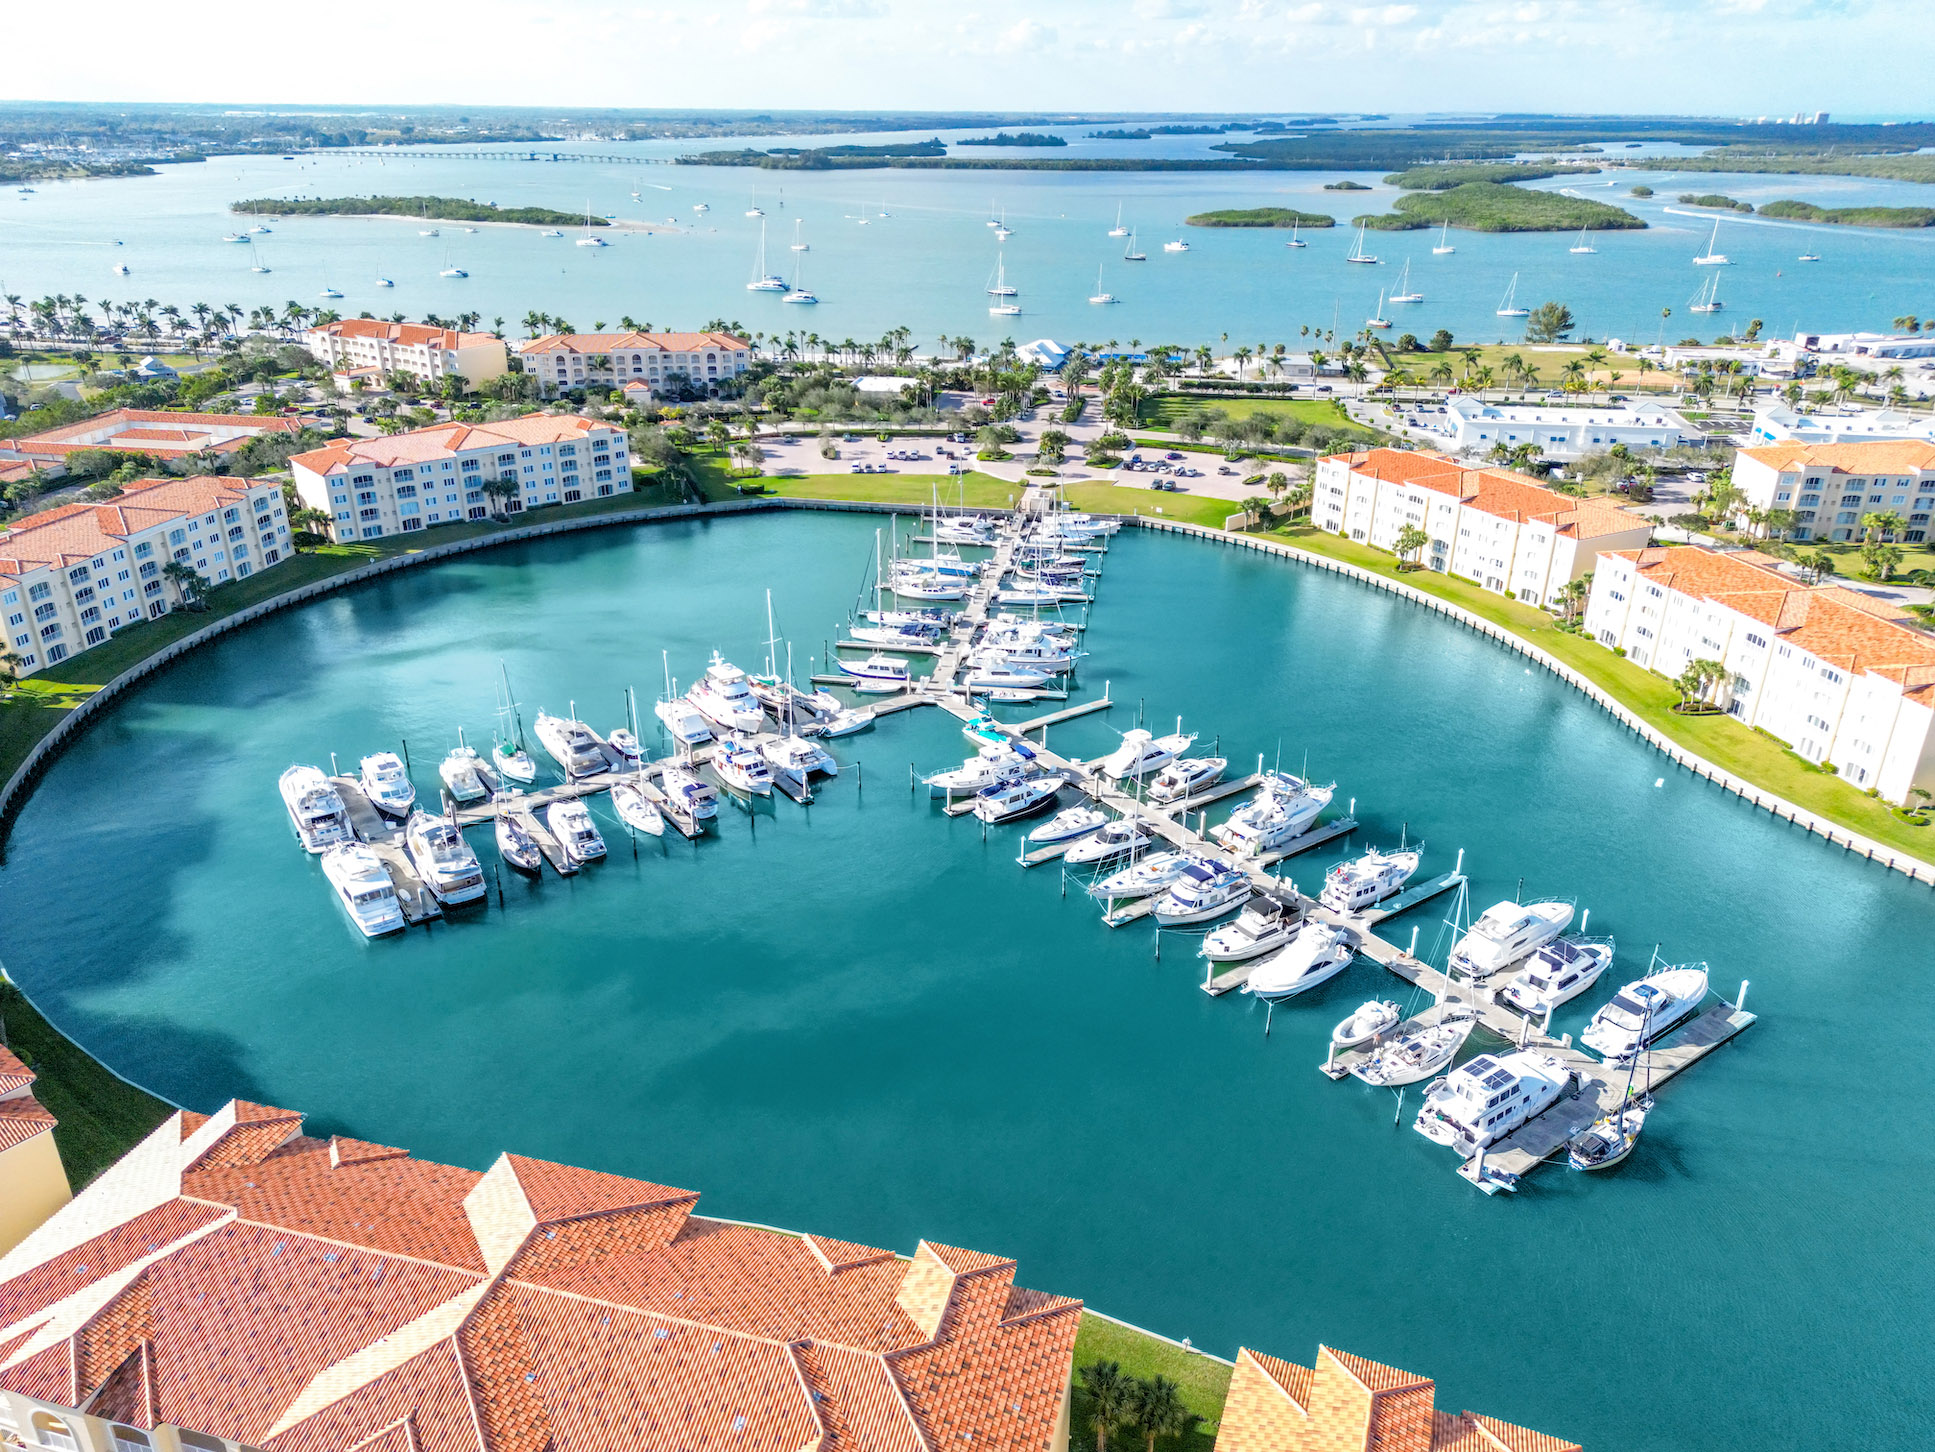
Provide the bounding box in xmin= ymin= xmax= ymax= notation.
xmin=1163 ymin=238 xmax=1190 ymax=253
xmin=1582 ymin=965 xmax=1709 ymax=1061
xmin=660 ymin=759 xmax=720 ymax=822
xmin=1569 ymin=224 xmax=1597 ymax=255
xmin=1210 ymin=773 xmax=1333 ymax=856
xmin=359 ymin=751 xmax=415 ymax=817
xmin=610 ymin=780 xmax=666 ymax=836
xmin=1090 ymin=850 xmax=1191 ymax=902
xmin=279 ymin=765 xmax=351 ymax=852
xmin=1349 ymin=1009 xmax=1478 ymax=1087
xmin=1318 ymin=845 xmax=1421 ymax=913
xmin=1200 ymin=896 xmax=1300 ymax=963
xmin=1499 ymin=937 xmax=1616 ymax=1018
xmin=439 ymin=263 xmax=468 ymax=278
xmin=933 ymin=516 xmax=997 ymax=545
xmin=1244 ymin=923 xmax=1355 ymax=1001
xmin=971 ymin=775 xmax=1061 ymax=824
xmin=963 ymin=661 xmax=1051 ymax=692
xmin=1151 ymin=859 xmax=1252 ymax=927
xmin=851 ymin=620 xmax=944 ymax=648
xmin=838 ymin=654 xmax=913 ymax=692
xmin=712 ymin=738 xmax=774 ymax=796
xmin=404 ymin=811 xmax=487 ymax=906
xmin=321 ymin=843 xmax=405 ymax=937
xmin=607 ymin=728 xmax=643 ymax=765
xmin=892 ymin=575 xmax=969 ymax=602
xmin=761 ymin=732 xmax=835 ymax=790
xmin=655 ymin=683 xmax=714 ymax=746
xmin=1495 ymin=272 xmax=1529 ymax=318
xmin=1097 ymin=727 xmax=1195 ymax=782
xmin=492 ymin=738 xmax=537 ymax=784
xmin=1414 ymin=1050 xmax=1573 ymax=1152
xmin=1449 ymin=899 xmax=1575 ymax=979
xmin=818 ymin=706 xmax=875 ymax=738
xmin=1692 ymin=217 xmax=1730 ymax=265
xmin=1027 ymin=806 xmax=1107 ymax=848
xmin=924 ymin=743 xmax=1035 ymax=797
xmin=533 ymin=711 xmax=606 ymax=779
xmin=979 ymin=637 xmax=1082 ymax=671
xmin=1331 ymin=999 xmax=1401 ymax=1050
xmin=494 ymin=806 xmax=543 ymax=874
xmin=687 ymin=653 xmax=768 ymax=734
xmin=546 ymin=800 xmax=606 ymax=864
xmin=439 ymin=740 xmax=490 ymax=804
xmin=1062 ymin=817 xmax=1154 ymax=867
xmin=1148 ymin=756 xmax=1227 ymax=805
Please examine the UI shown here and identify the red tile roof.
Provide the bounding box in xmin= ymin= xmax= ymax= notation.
xmin=308 ymin=319 xmax=498 ymax=351
xmin=0 ymin=1045 xmax=34 ymax=1096
xmin=0 ymin=1045 xmax=55 ymax=1154
xmin=290 ymin=415 xmax=615 ymax=477
xmin=0 ymin=475 xmax=274 ymax=582
xmin=520 ymin=331 xmax=750 ymax=355
xmin=11 ymin=409 xmax=298 ymax=459
xmin=1739 ymin=440 xmax=1935 ymax=475
xmin=1329 ymin=448 xmax=1651 ymax=541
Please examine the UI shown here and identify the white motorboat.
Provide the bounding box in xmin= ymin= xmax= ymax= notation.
xmin=896 ymin=550 xmax=979 ymax=580
xmin=493 ymin=805 xmax=543 ymax=874
xmin=1062 ymin=817 xmax=1154 ymax=867
xmin=654 ymin=689 xmax=713 ymax=746
xmin=712 ymin=739 xmax=774 ymax=796
xmin=660 ymin=759 xmax=719 ymax=822
xmin=1245 ymin=923 xmax=1355 ymax=1000
xmin=963 ymin=662 xmax=1051 ymax=691
xmin=534 ymin=711 xmax=606 ymax=779
xmin=492 ymin=739 xmax=538 ymax=783
xmin=962 ymin=714 xmax=1010 ymax=748
xmin=864 ymin=606 xmax=958 ymax=630
xmin=279 ymin=764 xmax=351 ymax=852
xmin=1331 ymin=999 xmax=1402 ymax=1050
xmin=359 ymin=751 xmax=415 ymax=817
xmin=1568 ymin=1096 xmax=1652 ymax=1171
xmin=1498 ymin=937 xmax=1616 ymax=1018
xmin=1148 ymin=756 xmax=1227 ymax=805
xmin=837 ymin=654 xmax=913 ymax=692
xmin=1449 ymin=899 xmax=1575 ymax=979
xmin=404 ymin=811 xmax=487 ymax=906
xmin=1090 ymin=849 xmax=1191 ymax=901
xmin=970 ymin=775 xmax=1061 ymax=824
xmin=1027 ymin=806 xmax=1108 ymax=847
xmin=439 ymin=740 xmax=491 ymax=804
xmin=1349 ymin=1009 xmax=1478 ymax=1087
xmin=924 ymin=743 xmax=1036 ymax=797
xmin=1098 ymin=727 xmax=1195 ymax=782
xmin=320 ymin=843 xmax=405 ymax=937
xmin=850 ymin=620 xmax=943 ymax=648
xmin=891 ymin=575 xmax=969 ymax=602
xmin=1582 ymin=964 xmax=1709 ymax=1061
xmin=1200 ymin=896 xmax=1301 ymax=963
xmin=762 ymin=732 xmax=836 ymax=784
xmin=1210 ymin=773 xmax=1333 ymax=856
xmin=1163 ymin=238 xmax=1190 ymax=253
xmin=1150 ymin=859 xmax=1252 ymax=927
xmin=819 ymin=707 xmax=875 ymax=738
xmin=934 ymin=516 xmax=997 ymax=545
xmin=607 ymin=728 xmax=643 ymax=764
xmin=687 ymin=653 xmax=767 ymax=734
xmin=546 ymin=800 xmax=606 ymax=863
xmin=978 ymin=637 xmax=1082 ymax=671
xmin=610 ymin=780 xmax=666 ymax=836
xmin=1318 ymin=845 xmax=1421 ymax=913
xmin=1414 ymin=1050 xmax=1573 ymax=1152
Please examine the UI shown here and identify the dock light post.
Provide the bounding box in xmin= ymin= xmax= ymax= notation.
xmin=329 ymin=752 xmax=338 ymax=778
xmin=1454 ymin=847 xmax=1464 ymax=876
xmin=1737 ymin=979 xmax=1750 ymax=1013
xmin=1407 ymin=925 xmax=1419 ymax=960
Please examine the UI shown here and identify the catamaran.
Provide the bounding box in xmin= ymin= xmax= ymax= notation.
xmin=1689 ymin=271 xmax=1724 ymax=314
xmin=783 ymin=248 xmax=817 ymax=305
xmin=1693 ymin=217 xmax=1730 ymax=265
xmin=1346 ymin=223 xmax=1378 ymax=264
xmin=1569 ymin=224 xmax=1597 ymax=255
xmin=994 ymin=205 xmax=1012 ymax=241
xmin=747 ymin=222 xmax=786 ymax=291
xmin=576 ymin=200 xmax=608 ymax=247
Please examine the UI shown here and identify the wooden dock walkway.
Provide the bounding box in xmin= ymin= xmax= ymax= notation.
xmin=330 ymin=777 xmax=441 ymax=923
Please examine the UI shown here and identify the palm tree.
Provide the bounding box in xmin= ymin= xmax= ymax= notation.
xmin=1126 ymin=1377 xmax=1196 ymax=1452
xmin=1862 ymin=509 xmax=1906 ymax=544
xmin=161 ymin=560 xmax=211 ymax=610
xmin=1429 ymin=360 xmax=1455 ymax=391
xmin=0 ymin=650 xmax=23 ymax=697
xmin=1079 ymin=1363 xmax=1133 ymax=1452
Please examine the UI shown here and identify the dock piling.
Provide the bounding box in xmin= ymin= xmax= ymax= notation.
xmin=330 ymin=752 xmax=338 ymax=778
xmin=400 ymin=738 xmax=410 ymax=774
xmin=1737 ymin=979 xmax=1750 ymax=1012
xmin=1264 ymin=1001 xmax=1274 ymax=1037
xmin=494 ymin=865 xmax=504 ymax=909
xmin=1581 ymin=907 xmax=1590 ymax=933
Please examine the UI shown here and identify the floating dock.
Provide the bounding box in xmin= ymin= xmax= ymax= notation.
xmin=329 ymin=776 xmax=441 ymax=924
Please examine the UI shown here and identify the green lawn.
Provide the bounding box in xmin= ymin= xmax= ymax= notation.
xmin=756 ymin=472 xmax=1019 ymax=508
xmin=1141 ymin=395 xmax=1375 ymax=436
xmin=1070 ymin=1313 xmax=1233 ymax=1452
xmin=1063 ymin=483 xmax=1247 ymax=529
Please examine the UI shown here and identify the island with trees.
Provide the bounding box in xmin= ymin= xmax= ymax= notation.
xmin=958 ymin=132 xmax=1067 ymax=147
xmin=1185 ymin=207 xmax=1337 ymax=228
xmin=1323 ymin=180 xmax=1371 ymax=191
xmin=231 ymin=195 xmax=605 ymax=227
xmin=1357 ymin=181 xmax=1645 ymax=232
xmin=1678 ymin=193 xmax=1756 ymax=211
xmin=1382 ymin=161 xmax=1602 ymax=189
xmin=1758 ymin=199 xmax=1935 ymax=227
xmin=1088 ymin=129 xmax=1152 ymax=140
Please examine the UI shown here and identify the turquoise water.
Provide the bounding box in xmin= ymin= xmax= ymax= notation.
xmin=6 ymin=132 xmax=1935 ymax=347
xmin=2 ymin=513 xmax=1930 ymax=1450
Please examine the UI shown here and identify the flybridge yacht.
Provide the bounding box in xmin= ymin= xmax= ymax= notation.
xmin=546 ymin=800 xmax=607 ymax=864
xmin=279 ymin=765 xmax=351 ymax=853
xmin=1151 ymin=859 xmax=1252 ymax=927
xmin=534 ymin=711 xmax=606 ymax=779
xmin=838 ymin=653 xmax=913 ymax=692
xmin=1243 ymin=922 xmax=1355 ymax=1001
xmin=359 ymin=752 xmax=415 ymax=817
xmin=1449 ymin=898 xmax=1575 ymax=980
xmin=962 ymin=660 xmax=1051 ymax=691
xmin=321 ymin=844 xmax=406 ymax=937
xmin=687 ymin=653 xmax=768 ymax=734
xmin=1098 ymin=727 xmax=1195 ymax=781
xmin=1582 ymin=964 xmax=1709 ymax=1061
xmin=971 ymin=775 xmax=1061 ymax=824
xmin=660 ymin=760 xmax=720 ymax=823
xmin=439 ymin=740 xmax=490 ymax=804
xmin=760 ymin=732 xmax=836 ymax=791
xmin=1062 ymin=816 xmax=1154 ymax=868
xmin=404 ymin=811 xmax=487 ymax=906
xmin=1210 ymin=772 xmax=1333 ymax=857
xmin=1499 ymin=937 xmax=1616 ymax=1018
xmin=933 ymin=515 xmax=997 ymax=545
xmin=1318 ymin=845 xmax=1421 ymax=913
xmin=712 ymin=739 xmax=775 ymax=796
xmin=1200 ymin=895 xmax=1300 ymax=964
xmin=1028 ymin=806 xmax=1107 ymax=848
xmin=1149 ymin=756 xmax=1227 ymax=805
xmin=1414 ymin=1050 xmax=1573 ymax=1153
xmin=924 ymin=742 xmax=1037 ymax=797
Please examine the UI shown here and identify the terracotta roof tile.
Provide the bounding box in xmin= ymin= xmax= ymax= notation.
xmin=1740 ymin=440 xmax=1935 ymax=475
xmin=501 ymin=1153 xmax=695 ymax=1226
xmin=0 ymin=475 xmax=274 ymax=581
xmin=804 ymin=1235 xmax=900 ymax=1274
xmin=309 ymin=319 xmax=497 ymax=351
xmin=0 ymin=1045 xmax=35 ymax=1096
xmin=0 ymin=1093 xmax=54 ymax=1154
xmin=290 ymin=415 xmax=615 ymax=476
xmin=4 ymin=1340 xmax=72 ymax=1404
xmin=331 ymin=1137 xmax=413 ymax=1169
xmin=262 ymin=1341 xmax=482 ymax=1452
xmin=519 ymin=331 xmax=750 ymax=355
xmin=1242 ymin=1348 xmax=1313 ymax=1411
xmin=1320 ymin=1345 xmax=1431 ymax=1394
xmin=11 ymin=409 xmax=298 ymax=459
xmin=0 ymin=1199 xmax=227 ymax=1333
xmin=85 ymin=1339 xmax=157 ymax=1429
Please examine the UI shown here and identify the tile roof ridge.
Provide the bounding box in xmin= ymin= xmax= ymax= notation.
xmin=341 ymin=1412 xmax=421 ymax=1452
xmin=220 ymin=1215 xmax=492 ymax=1278
xmin=783 ymin=1338 xmax=832 ymax=1449
xmin=502 ymin=1279 xmax=801 ymax=1349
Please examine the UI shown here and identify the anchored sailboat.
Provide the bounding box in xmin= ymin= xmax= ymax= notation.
xmin=1693 ymin=217 xmax=1730 ymax=265
xmin=1346 ymin=222 xmax=1378 ymax=264
xmin=747 ymin=222 xmax=786 ymax=291
xmin=1432 ymin=218 xmax=1455 ymax=255
xmin=1569 ymin=223 xmax=1597 ymax=255
xmin=1388 ymin=259 xmax=1423 ymax=303
xmin=1689 ymin=271 xmax=1724 ymax=314
xmin=1088 ymin=265 xmax=1119 ymax=305
xmin=1122 ymin=227 xmax=1147 ymax=262
xmin=1496 ymin=272 xmax=1529 ymax=318
xmin=1109 ymin=202 xmax=1129 ymax=238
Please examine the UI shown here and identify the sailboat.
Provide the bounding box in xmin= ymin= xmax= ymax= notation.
xmin=576 ymin=199 xmax=608 ymax=247
xmin=418 ymin=201 xmax=439 ymax=238
xmin=1088 ymin=265 xmax=1119 ymax=305
xmin=1366 ymin=289 xmax=1392 ymax=329
xmin=492 ymin=664 xmax=538 ymax=783
xmin=790 ymin=218 xmax=809 ymax=252
xmin=987 ymin=252 xmax=1018 ymax=298
xmin=746 ymin=186 xmax=765 ymax=218
xmin=1689 ymin=271 xmax=1724 ymax=314
xmin=1388 ymin=259 xmax=1422 ymax=303
xmin=1495 ymin=272 xmax=1529 ymax=318
xmin=995 ymin=206 xmax=1013 ymax=241
xmin=1797 ymin=248 xmax=1822 ymax=262
xmin=1693 ymin=217 xmax=1730 ymax=265
xmin=1109 ymin=203 xmax=1129 ymax=238
xmin=1346 ymin=222 xmax=1378 ymax=264
xmin=989 ymin=253 xmax=1022 ymax=316
xmin=746 ymin=222 xmax=786 ymax=291
xmin=248 ymin=240 xmax=271 ymax=274
xmin=1284 ymin=219 xmax=1306 ymax=249
xmin=1569 ymin=223 xmax=1597 ymax=255
xmin=1123 ymin=227 xmax=1147 ymax=262
xmin=783 ymin=248 xmax=817 ymax=305
xmin=318 ymin=278 xmax=343 ymax=299
xmin=986 ymin=199 xmax=1001 ymax=228
xmin=1432 ymin=218 xmax=1455 ymax=255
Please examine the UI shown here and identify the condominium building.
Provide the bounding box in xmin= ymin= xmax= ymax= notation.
xmin=0 ymin=476 xmax=292 ymax=677
xmin=290 ymin=415 xmax=630 ymax=544
xmin=1419 ymin=399 xmax=1694 ymax=460
xmin=0 ymin=411 xmax=301 ymax=480
xmin=1585 ymin=545 xmax=1935 ymax=801
xmin=1314 ymin=448 xmax=1654 ymax=607
xmin=517 ymin=331 xmax=753 ymax=397
xmin=0 ymin=1099 xmax=1081 ymax=1452
xmin=1214 ymin=1344 xmax=1578 ymax=1452
xmin=302 ymin=319 xmax=508 ymax=393
xmin=0 ymin=1047 xmax=66 ymax=1258
xmin=1731 ymin=439 xmax=1935 ymax=542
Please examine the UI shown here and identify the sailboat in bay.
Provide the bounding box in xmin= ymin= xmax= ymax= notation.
xmin=988 ymin=253 xmax=1021 ymax=316
xmin=1689 ymin=271 xmax=1724 ymax=314
xmin=1284 ymin=219 xmax=1306 ymax=249
xmin=1569 ymin=223 xmax=1597 ymax=255
xmin=1109 ymin=203 xmax=1129 ymax=238
xmin=1123 ymin=228 xmax=1147 ymax=262
xmin=1432 ymin=219 xmax=1455 ymax=255
xmin=746 ymin=222 xmax=786 ymax=291
xmin=1346 ymin=222 xmax=1379 ymax=264
xmin=1366 ymin=288 xmax=1392 ymax=329
xmin=576 ymin=199 xmax=608 ymax=247
xmin=1388 ymin=258 xmax=1422 ymax=303
xmin=1496 ymin=272 xmax=1529 ymax=318
xmin=1088 ymin=265 xmax=1119 ymax=305
xmin=1693 ymin=217 xmax=1730 ymax=265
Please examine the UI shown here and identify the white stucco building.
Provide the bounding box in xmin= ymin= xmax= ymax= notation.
xmin=1747 ymin=403 xmax=1935 ymax=447
xmin=517 ymin=331 xmax=753 ymax=397
xmin=1313 ymin=448 xmax=1654 ymax=607
xmin=290 ymin=415 xmax=629 ymax=544
xmin=303 ymin=319 xmax=508 ymax=393
xmin=1418 ymin=400 xmax=1696 ymax=460
xmin=1732 ymin=439 xmax=1935 ymax=542
xmin=1585 ymin=545 xmax=1935 ymax=802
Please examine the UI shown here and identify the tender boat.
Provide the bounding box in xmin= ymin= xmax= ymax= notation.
xmin=492 ymin=738 xmax=538 ymax=784
xmin=837 ymin=654 xmax=913 ymax=693
xmin=546 ymin=800 xmax=606 ymax=863
xmin=1148 ymin=756 xmax=1227 ymax=804
xmin=1210 ymin=773 xmax=1333 ymax=856
xmin=1027 ymin=806 xmax=1108 ymax=847
xmin=1244 ymin=923 xmax=1355 ymax=1000
xmin=1581 ymin=964 xmax=1709 ymax=1061
xmin=1498 ymin=937 xmax=1615 ymax=1018
xmin=1062 ymin=817 xmax=1154 ymax=867
xmin=279 ymin=764 xmax=351 ymax=852
xmin=359 ymin=751 xmax=415 ymax=817
xmin=1318 ymin=845 xmax=1421 ymax=912
xmin=660 ymin=760 xmax=720 ymax=822
xmin=494 ymin=806 xmax=543 ymax=873
xmin=819 ymin=707 xmax=875 ymax=737
xmin=320 ymin=843 xmax=406 ymax=937
xmin=534 ymin=711 xmax=606 ymax=779
xmin=404 ymin=811 xmax=487 ymax=906
xmin=1090 ymin=849 xmax=1190 ymax=901
xmin=687 ymin=653 xmax=767 ymax=734
xmin=970 ymin=775 xmax=1061 ymax=824
xmin=962 ymin=714 xmax=1010 ymax=748
xmin=1097 ymin=728 xmax=1194 ymax=781
xmin=1568 ymin=1096 xmax=1653 ymax=1171
xmin=1331 ymin=1000 xmax=1402 ymax=1050
xmin=1414 ymin=1050 xmax=1573 ymax=1152
xmin=439 ymin=743 xmax=491 ymax=804
xmin=607 ymin=728 xmax=643 ymax=764
xmin=924 ymin=743 xmax=1035 ymax=797
xmin=1150 ymin=859 xmax=1252 ymax=927
xmin=1449 ymin=899 xmax=1575 ymax=980
xmin=1349 ymin=1009 xmax=1478 ymax=1087
xmin=712 ymin=739 xmax=774 ymax=796
xmin=1200 ymin=896 xmax=1301 ymax=963
xmin=610 ymin=780 xmax=666 ymax=836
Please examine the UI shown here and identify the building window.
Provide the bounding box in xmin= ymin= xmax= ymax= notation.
xmin=401 ymin=517 xmax=423 ymax=531
xmin=85 ymin=626 xmax=106 ymax=645
xmin=45 ymin=643 xmax=67 ymax=663
xmin=362 ymin=526 xmax=384 ymax=539
xmin=177 ymin=1434 xmax=225 ymax=1452
xmin=32 ymin=1413 xmax=76 ymax=1451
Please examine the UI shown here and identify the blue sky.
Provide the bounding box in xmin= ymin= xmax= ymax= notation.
xmin=17 ymin=0 xmax=1931 ymax=113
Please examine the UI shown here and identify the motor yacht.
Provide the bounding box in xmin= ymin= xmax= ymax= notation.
xmin=890 ymin=575 xmax=969 ymax=602
xmin=1414 ymin=1050 xmax=1573 ymax=1152
xmin=1200 ymin=896 xmax=1300 ymax=963
xmin=359 ymin=751 xmax=416 ymax=817
xmin=687 ymin=653 xmax=767 ymax=734
xmin=899 ymin=550 xmax=979 ymax=579
xmin=492 ymin=738 xmax=537 ymax=784
xmin=1349 ymin=1009 xmax=1478 ymax=1086
xmin=761 ymin=732 xmax=836 ymax=790
xmin=838 ymin=654 xmax=914 ymax=692
xmin=534 ymin=711 xmax=607 ymax=779
xmin=1148 ymin=756 xmax=1227 ymax=805
xmin=863 ymin=606 xmax=957 ymax=630
xmin=321 ymin=843 xmax=405 ymax=937
xmin=1150 ymin=859 xmax=1252 ymax=926
xmin=1568 ymin=1097 xmax=1652 ymax=1171
xmin=494 ymin=806 xmax=543 ymax=874
xmin=1498 ymin=937 xmax=1615 ymax=1018
xmin=1210 ymin=773 xmax=1333 ymax=856
xmin=1244 ymin=922 xmax=1355 ymax=1000
xmin=610 ymin=780 xmax=666 ymax=836
xmin=1098 ymin=728 xmax=1195 ymax=782
xmin=404 ymin=811 xmax=487 ymax=906
xmin=996 ymin=584 xmax=1079 ymax=608
xmin=1028 ymin=806 xmax=1107 ymax=847
xmin=1581 ymin=964 xmax=1709 ymax=1061
xmin=1090 ymin=849 xmax=1191 ymax=901
xmin=924 ymin=743 xmax=1036 ymax=797
xmin=546 ymin=800 xmax=606 ymax=864
xmin=279 ymin=764 xmax=351 ymax=852
xmin=1062 ymin=816 xmax=1154 ymax=867
xmin=1331 ymin=1000 xmax=1402 ymax=1051
xmin=969 ymin=774 xmax=1060 ymax=824
xmin=660 ymin=759 xmax=720 ymax=822
xmin=851 ymin=620 xmax=943 ymax=648
xmin=978 ymin=638 xmax=1082 ymax=672
xmin=654 ymin=687 xmax=714 ymax=746
xmin=963 ymin=661 xmax=1051 ymax=691
xmin=607 ymin=727 xmax=643 ymax=764
xmin=712 ymin=739 xmax=775 ymax=796
xmin=1449 ymin=899 xmax=1575 ymax=979
xmin=439 ymin=743 xmax=491 ymax=804
xmin=934 ymin=516 xmax=997 ymax=545
xmin=819 ymin=707 xmax=875 ymax=738
xmin=1318 ymin=845 xmax=1421 ymax=913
